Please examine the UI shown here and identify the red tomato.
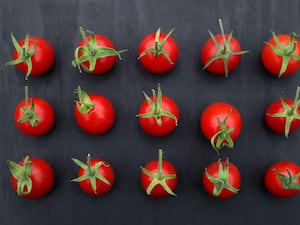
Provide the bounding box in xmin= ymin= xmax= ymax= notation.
xmin=200 ymin=102 xmax=242 ymax=152
xmin=72 ymin=154 xmax=115 ymax=196
xmin=140 ymin=149 xmax=178 ymax=198
xmin=202 ymin=159 xmax=241 ymax=199
xmin=201 ymin=19 xmax=248 ymax=78
xmin=72 ymin=27 xmax=127 ymax=75
xmin=138 ymin=28 xmax=179 ymax=74
xmin=265 ymin=87 xmax=300 ymax=138
xmin=8 ymin=156 xmax=55 ymax=199
xmin=264 ymin=161 xmax=300 ymax=198
xmin=261 ymin=32 xmax=300 ymax=77
xmin=137 ymin=84 xmax=180 ymax=136
xmin=14 ymin=86 xmax=55 ymax=136
xmin=74 ymin=86 xmax=115 ymax=135
xmin=6 ymin=33 xmax=55 ymax=79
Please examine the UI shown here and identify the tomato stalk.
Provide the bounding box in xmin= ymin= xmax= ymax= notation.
xmin=74 ymin=86 xmax=95 ymax=114
xmin=205 ymin=158 xmax=239 ymax=197
xmin=71 ymin=154 xmax=112 ymax=194
xmin=7 ymin=156 xmax=33 ymax=196
xmin=140 ymin=149 xmax=177 ymax=196
xmin=72 ymin=27 xmax=127 ymax=73
xmin=6 ymin=33 xmax=37 ymax=80
xmin=273 ymin=168 xmax=300 ymax=191
xmin=137 ymin=84 xmax=178 ymax=126
xmin=267 ymin=86 xmax=300 ymax=138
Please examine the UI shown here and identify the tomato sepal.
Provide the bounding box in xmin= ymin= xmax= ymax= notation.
xmin=74 ymin=86 xmax=95 ymax=114
xmin=274 ymin=168 xmax=300 ymax=191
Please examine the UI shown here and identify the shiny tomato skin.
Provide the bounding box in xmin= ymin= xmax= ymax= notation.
xmin=264 ymin=162 xmax=300 ymax=198
xmin=74 ymin=94 xmax=115 ymax=135
xmin=14 ymin=97 xmax=55 ymax=136
xmin=140 ymin=160 xmax=178 ymax=198
xmin=265 ymin=98 xmax=300 ymax=135
xmin=13 ymin=36 xmax=55 ymax=76
xmin=200 ymin=102 xmax=242 ymax=143
xmin=202 ymin=160 xmax=241 ymax=199
xmin=138 ymin=96 xmax=180 ymax=136
xmin=138 ymin=32 xmax=179 ymax=74
xmin=201 ymin=34 xmax=242 ymax=75
xmin=77 ymin=159 xmax=115 ymax=196
xmin=10 ymin=157 xmax=55 ymax=199
xmin=261 ymin=34 xmax=300 ymax=77
xmin=77 ymin=34 xmax=117 ymax=74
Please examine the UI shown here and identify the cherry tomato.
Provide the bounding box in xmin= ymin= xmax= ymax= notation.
xmin=200 ymin=102 xmax=242 ymax=152
xmin=264 ymin=161 xmax=300 ymax=198
xmin=265 ymin=87 xmax=300 ymax=138
xmin=72 ymin=27 xmax=127 ymax=75
xmin=140 ymin=149 xmax=178 ymax=198
xmin=8 ymin=156 xmax=55 ymax=199
xmin=74 ymin=86 xmax=115 ymax=135
xmin=72 ymin=154 xmax=115 ymax=196
xmin=138 ymin=28 xmax=179 ymax=74
xmin=14 ymin=86 xmax=55 ymax=136
xmin=261 ymin=32 xmax=300 ymax=77
xmin=202 ymin=159 xmax=241 ymax=199
xmin=137 ymin=84 xmax=180 ymax=136
xmin=6 ymin=33 xmax=55 ymax=79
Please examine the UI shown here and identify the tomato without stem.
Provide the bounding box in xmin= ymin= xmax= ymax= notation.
xmin=264 ymin=161 xmax=300 ymax=198
xmin=8 ymin=156 xmax=55 ymax=199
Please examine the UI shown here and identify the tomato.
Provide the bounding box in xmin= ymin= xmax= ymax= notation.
xmin=137 ymin=84 xmax=180 ymax=136
xmin=201 ymin=19 xmax=248 ymax=78
xmin=14 ymin=86 xmax=55 ymax=136
xmin=72 ymin=154 xmax=115 ymax=196
xmin=261 ymin=32 xmax=300 ymax=77
xmin=74 ymin=86 xmax=115 ymax=135
xmin=8 ymin=156 xmax=55 ymax=199
xmin=138 ymin=28 xmax=179 ymax=74
xmin=265 ymin=87 xmax=300 ymax=138
xmin=6 ymin=33 xmax=55 ymax=79
xmin=202 ymin=158 xmax=241 ymax=199
xmin=200 ymin=102 xmax=242 ymax=152
xmin=72 ymin=27 xmax=127 ymax=75
xmin=140 ymin=149 xmax=178 ymax=198
xmin=264 ymin=161 xmax=300 ymax=198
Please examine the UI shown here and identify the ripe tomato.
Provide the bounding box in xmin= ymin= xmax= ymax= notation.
xmin=72 ymin=154 xmax=115 ymax=196
xmin=72 ymin=27 xmax=127 ymax=75
xmin=264 ymin=161 xmax=300 ymax=198
xmin=8 ymin=156 xmax=55 ymax=199
xmin=265 ymin=87 xmax=300 ymax=138
xmin=261 ymin=32 xmax=300 ymax=77
xmin=74 ymin=86 xmax=115 ymax=135
xmin=6 ymin=33 xmax=55 ymax=79
xmin=200 ymin=102 xmax=242 ymax=152
xmin=138 ymin=28 xmax=179 ymax=74
xmin=140 ymin=149 xmax=178 ymax=198
xmin=14 ymin=86 xmax=55 ymax=136
xmin=201 ymin=19 xmax=248 ymax=78
xmin=137 ymin=84 xmax=180 ymax=136
xmin=202 ymin=159 xmax=241 ymax=199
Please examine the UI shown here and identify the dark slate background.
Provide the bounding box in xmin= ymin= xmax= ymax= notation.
xmin=0 ymin=0 xmax=300 ymax=224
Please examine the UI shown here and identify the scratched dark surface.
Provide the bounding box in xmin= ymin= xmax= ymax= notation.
xmin=0 ymin=0 xmax=300 ymax=224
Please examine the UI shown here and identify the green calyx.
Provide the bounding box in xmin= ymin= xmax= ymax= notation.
xmin=6 ymin=33 xmax=36 ymax=80
xmin=18 ymin=85 xmax=41 ymax=127
xmin=136 ymin=84 xmax=178 ymax=126
xmin=265 ymin=32 xmax=300 ymax=77
xmin=7 ymin=156 xmax=33 ymax=196
xmin=140 ymin=149 xmax=177 ymax=196
xmin=72 ymin=27 xmax=127 ymax=73
xmin=205 ymin=158 xmax=239 ymax=197
xmin=273 ymin=168 xmax=300 ymax=191
xmin=74 ymin=86 xmax=95 ymax=115
xmin=138 ymin=28 xmax=175 ymax=64
xmin=267 ymin=86 xmax=300 ymax=138
xmin=71 ymin=154 xmax=112 ymax=194
xmin=203 ymin=19 xmax=249 ymax=78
